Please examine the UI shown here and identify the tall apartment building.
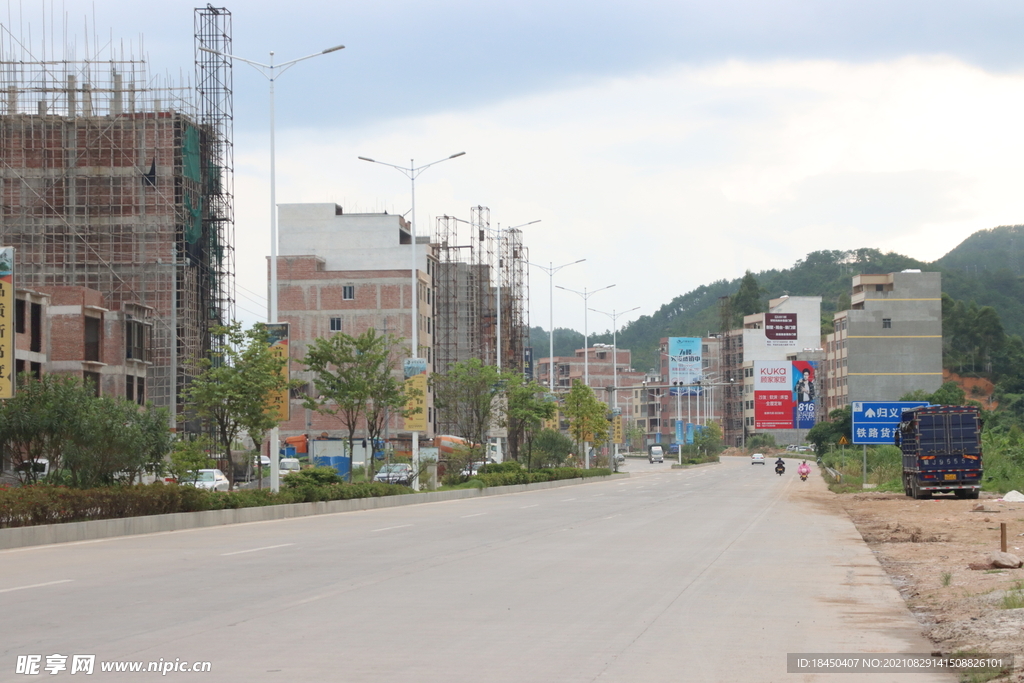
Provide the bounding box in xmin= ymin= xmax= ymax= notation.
xmin=275 ymin=203 xmax=436 ymax=444
xmin=821 ymin=271 xmax=942 ymax=411
xmin=0 ymin=9 xmax=236 ymax=418
xmin=721 ymin=296 xmax=823 ymax=447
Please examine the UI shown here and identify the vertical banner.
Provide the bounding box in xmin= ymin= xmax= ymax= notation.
xmin=523 ymin=347 xmax=534 ymax=380
xmin=668 ymin=337 xmax=702 ymax=395
xmin=265 ymin=323 xmax=290 ymax=421
xmin=613 ymin=416 xmax=624 ymax=445
xmin=754 ymin=361 xmax=793 ymax=429
xmin=403 ymin=358 xmax=428 ymax=432
xmin=792 ymin=360 xmax=818 ymax=429
xmin=0 ymin=248 xmax=12 ymax=399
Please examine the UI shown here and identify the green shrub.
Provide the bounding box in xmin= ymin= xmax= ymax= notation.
xmin=281 ymin=466 xmax=343 ymax=489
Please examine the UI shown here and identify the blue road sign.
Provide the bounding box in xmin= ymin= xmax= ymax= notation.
xmin=851 ymin=401 xmax=929 ymax=444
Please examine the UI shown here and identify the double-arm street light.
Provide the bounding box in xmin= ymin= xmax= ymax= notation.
xmin=528 ymin=259 xmax=585 ymax=394
xmin=359 ymin=152 xmax=466 ymax=488
xmin=200 ymin=42 xmax=344 ymax=493
xmin=556 ymin=283 xmax=614 ymax=468
xmin=589 ymin=306 xmax=639 ymax=458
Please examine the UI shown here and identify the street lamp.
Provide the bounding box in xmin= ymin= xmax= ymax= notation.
xmin=528 ymin=259 xmax=585 ymax=394
xmin=359 ymin=152 xmax=466 ymax=489
xmin=556 ymin=283 xmax=614 ymax=468
xmin=200 ymin=42 xmax=344 ymax=493
xmin=589 ymin=306 xmax=639 ymax=459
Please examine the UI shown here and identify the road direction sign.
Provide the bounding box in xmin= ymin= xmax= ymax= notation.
xmin=851 ymin=401 xmax=929 ymax=445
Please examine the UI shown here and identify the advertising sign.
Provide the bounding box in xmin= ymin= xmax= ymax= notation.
xmin=765 ymin=313 xmax=797 ymax=347
xmin=851 ymin=401 xmax=929 ymax=444
xmin=265 ymin=323 xmax=290 ymax=421
xmin=0 ymin=248 xmax=12 ymax=399
xmin=668 ymin=337 xmax=702 ymax=395
xmin=403 ymin=357 xmax=429 ymax=432
xmin=754 ymin=360 xmax=819 ymax=430
xmin=613 ymin=416 xmax=623 ymax=445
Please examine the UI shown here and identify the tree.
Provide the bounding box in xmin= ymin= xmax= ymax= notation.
xmin=530 ymin=428 xmax=576 ymax=468
xmin=806 ymin=405 xmax=853 ymax=456
xmin=0 ymin=373 xmax=96 ymax=484
xmin=182 ymin=322 xmax=291 ymax=489
xmin=299 ymin=329 xmax=403 ymax=481
xmin=504 ymin=376 xmax=556 ymax=467
xmin=362 ymin=337 xmax=412 ymax=482
xmin=431 ymin=359 xmax=506 ymax=447
xmin=731 ymin=271 xmax=766 ymax=326
xmin=561 ymin=379 xmax=609 ymax=463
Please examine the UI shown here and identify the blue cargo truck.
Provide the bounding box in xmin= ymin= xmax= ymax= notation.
xmin=897 ymin=405 xmax=982 ymax=499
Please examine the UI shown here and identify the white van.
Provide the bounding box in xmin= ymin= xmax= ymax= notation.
xmin=648 ymin=446 xmax=664 ymax=464
xmin=279 ymin=458 xmax=301 ymax=476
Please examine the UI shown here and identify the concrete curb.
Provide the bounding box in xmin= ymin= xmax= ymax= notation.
xmin=0 ymin=473 xmax=630 ymax=550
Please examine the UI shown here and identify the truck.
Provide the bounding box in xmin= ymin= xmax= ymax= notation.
xmin=897 ymin=405 xmax=982 ymax=500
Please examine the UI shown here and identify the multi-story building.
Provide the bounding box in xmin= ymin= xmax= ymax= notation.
xmin=0 ymin=9 xmax=236 ymax=421
xmin=821 ymin=271 xmax=942 ymax=410
xmin=275 ymin=204 xmax=436 ymax=447
xmin=721 ymin=296 xmax=823 ymax=447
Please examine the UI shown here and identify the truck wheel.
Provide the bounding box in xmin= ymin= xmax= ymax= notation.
xmin=903 ymin=476 xmax=913 ymax=497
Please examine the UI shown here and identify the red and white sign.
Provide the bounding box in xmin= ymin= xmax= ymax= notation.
xmin=754 ymin=361 xmax=795 ymax=429
xmin=765 ymin=313 xmax=797 ymax=346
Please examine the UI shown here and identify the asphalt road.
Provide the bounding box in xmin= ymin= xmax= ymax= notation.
xmin=0 ymin=457 xmax=955 ymax=682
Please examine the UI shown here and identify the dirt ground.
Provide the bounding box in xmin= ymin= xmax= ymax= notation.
xmin=838 ymin=489 xmax=1024 ymax=681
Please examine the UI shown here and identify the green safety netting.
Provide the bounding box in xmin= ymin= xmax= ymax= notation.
xmin=184 ymin=192 xmax=203 ymax=244
xmin=182 ymin=125 xmax=201 ymax=182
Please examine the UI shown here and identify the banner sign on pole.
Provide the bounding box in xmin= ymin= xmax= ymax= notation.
xmin=668 ymin=337 xmax=702 ymax=396
xmin=403 ymin=358 xmax=428 ymax=432
xmin=265 ymin=323 xmax=290 ymax=421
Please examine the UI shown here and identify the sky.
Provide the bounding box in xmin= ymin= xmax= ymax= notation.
xmin=5 ymin=1 xmax=1024 ymax=336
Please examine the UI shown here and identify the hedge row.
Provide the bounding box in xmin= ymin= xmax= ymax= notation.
xmin=0 ymin=480 xmax=411 ymax=529
xmin=472 ymin=466 xmax=612 ymax=487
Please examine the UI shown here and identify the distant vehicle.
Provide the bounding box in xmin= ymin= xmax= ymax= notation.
xmin=614 ymin=453 xmax=626 ymax=464
xmin=279 ymin=458 xmax=301 ymax=476
xmin=183 ymin=469 xmax=229 ymax=492
xmin=374 ymin=463 xmax=413 ymax=485
xmin=898 ymin=405 xmax=982 ymax=499
xmin=460 ymin=459 xmax=497 ymax=477
xmin=649 ymin=445 xmax=664 ymax=464
xmin=255 ymin=455 xmax=271 ymax=468
xmin=751 ymin=453 xmax=766 ymax=465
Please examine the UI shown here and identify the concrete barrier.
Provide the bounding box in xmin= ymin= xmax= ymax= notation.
xmin=0 ymin=473 xmax=629 ymax=550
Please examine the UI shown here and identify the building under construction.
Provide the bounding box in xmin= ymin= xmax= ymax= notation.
xmin=432 ymin=205 xmax=530 ymax=379
xmin=0 ymin=7 xmax=235 ymax=419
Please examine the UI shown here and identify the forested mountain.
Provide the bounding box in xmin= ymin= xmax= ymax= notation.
xmin=536 ymin=225 xmax=1024 ymax=373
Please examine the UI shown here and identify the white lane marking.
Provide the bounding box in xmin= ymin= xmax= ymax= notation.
xmin=221 ymin=543 xmax=294 ymax=556
xmin=461 ymin=513 xmax=486 ymax=518
xmin=591 ymin=494 xmax=604 ymax=497
xmin=371 ymin=524 xmax=413 ymax=533
xmin=561 ymin=498 xmax=576 ymax=501
xmin=603 ymin=514 xmax=621 ymax=520
xmin=520 ymin=504 xmax=539 ymax=509
xmin=0 ymin=579 xmax=73 ymax=594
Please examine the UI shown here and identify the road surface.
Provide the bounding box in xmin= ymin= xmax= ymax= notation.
xmin=0 ymin=457 xmax=954 ymax=682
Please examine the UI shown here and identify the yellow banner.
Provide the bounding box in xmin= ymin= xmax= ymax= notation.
xmin=404 ymin=358 xmax=428 ymax=432
xmin=613 ymin=416 xmax=624 ymax=444
xmin=265 ymin=323 xmax=290 ymax=421
xmin=0 ymin=247 xmax=13 ymax=399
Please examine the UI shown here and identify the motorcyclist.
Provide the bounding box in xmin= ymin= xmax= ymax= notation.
xmin=775 ymin=457 xmax=786 ymax=469
xmin=797 ymin=460 xmax=811 ymax=478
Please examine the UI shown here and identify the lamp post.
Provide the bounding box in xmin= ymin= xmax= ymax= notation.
xmin=359 ymin=152 xmax=466 ymax=489
xmin=556 ymin=283 xmax=614 ymax=468
xmin=528 ymin=259 xmax=585 ymax=394
xmin=200 ymin=42 xmax=344 ymax=493
xmin=589 ymin=306 xmax=639 ymax=460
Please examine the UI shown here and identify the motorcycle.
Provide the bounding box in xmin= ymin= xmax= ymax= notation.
xmin=799 ymin=472 xmax=808 ymax=482
xmin=775 ymin=463 xmax=785 ymax=476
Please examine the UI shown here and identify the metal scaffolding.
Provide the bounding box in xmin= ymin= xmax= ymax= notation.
xmin=0 ymin=9 xmax=234 ymax=416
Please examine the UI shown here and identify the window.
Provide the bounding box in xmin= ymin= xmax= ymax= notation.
xmin=30 ymin=302 xmax=42 ymax=353
xmin=15 ymin=298 xmax=25 ymax=334
xmin=126 ymin=376 xmax=135 ymax=402
xmin=85 ymin=317 xmax=101 ymax=362
xmin=126 ymin=319 xmax=149 ymax=362
xmin=136 ymin=377 xmax=145 ymax=404
xmin=84 ymin=371 xmax=101 ymax=397
xmin=330 ymin=317 xmax=342 ymax=332
xmin=343 ymin=285 xmax=354 ymax=300
xmin=882 ymin=318 xmax=892 ymax=329
xmin=876 ymin=284 xmax=884 ymax=291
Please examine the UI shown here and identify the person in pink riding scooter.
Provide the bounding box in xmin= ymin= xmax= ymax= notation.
xmin=797 ymin=460 xmax=811 ymax=479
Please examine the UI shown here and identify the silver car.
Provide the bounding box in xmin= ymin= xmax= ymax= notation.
xmin=374 ymin=463 xmax=413 ymax=485
xmin=183 ymin=469 xmax=229 ymax=492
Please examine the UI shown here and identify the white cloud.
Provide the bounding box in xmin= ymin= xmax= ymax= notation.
xmin=234 ymin=56 xmax=1024 ymax=336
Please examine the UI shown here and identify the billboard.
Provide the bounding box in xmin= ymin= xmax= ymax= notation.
xmin=403 ymin=358 xmax=428 ymax=432
xmin=265 ymin=323 xmax=290 ymax=421
xmin=765 ymin=313 xmax=797 ymax=347
xmin=753 ymin=360 xmax=819 ymax=429
xmin=851 ymin=401 xmax=929 ymax=444
xmin=668 ymin=337 xmax=702 ymax=396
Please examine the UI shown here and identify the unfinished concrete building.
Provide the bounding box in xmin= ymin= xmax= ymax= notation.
xmin=0 ymin=8 xmax=235 ymax=419
xmin=433 ymin=206 xmax=530 ymax=377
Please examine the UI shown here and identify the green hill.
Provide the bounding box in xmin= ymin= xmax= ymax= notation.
xmin=558 ymin=226 xmax=1024 ymax=373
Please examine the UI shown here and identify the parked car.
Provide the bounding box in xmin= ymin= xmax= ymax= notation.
xmin=279 ymin=458 xmax=301 ymax=476
xmin=751 ymin=453 xmax=766 ymax=465
xmin=183 ymin=469 xmax=230 ymax=491
xmin=374 ymin=463 xmax=413 ymax=485
xmin=255 ymin=455 xmax=271 ymax=468
xmin=460 ymin=459 xmax=498 ymax=477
